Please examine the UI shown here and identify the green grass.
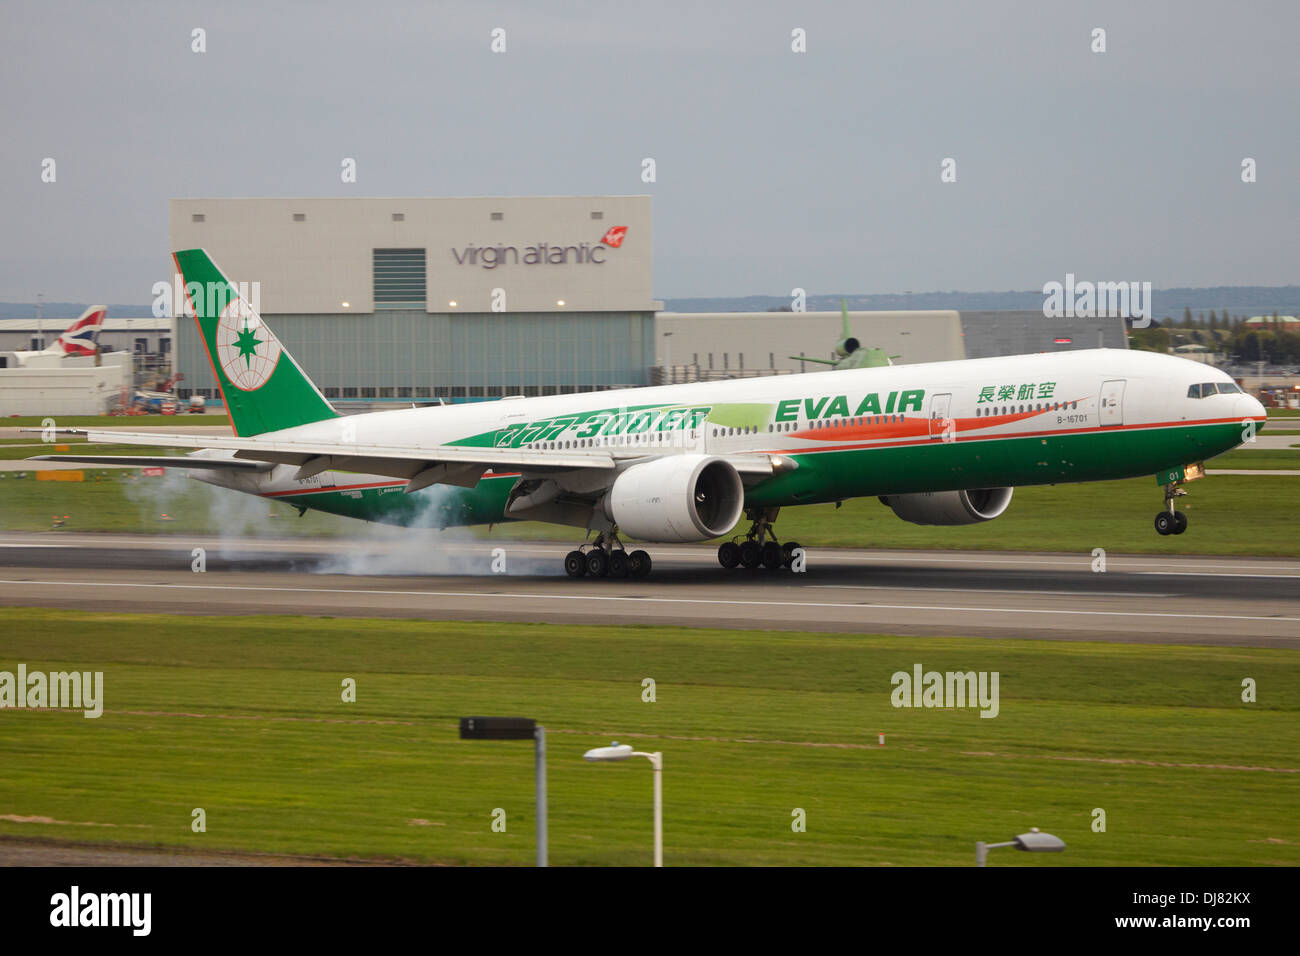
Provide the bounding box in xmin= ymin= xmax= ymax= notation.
xmin=1208 ymin=448 xmax=1300 ymax=469
xmin=0 ymin=444 xmax=182 ymax=460
xmin=2 ymin=468 xmax=1299 ymax=555
xmin=0 ymin=610 xmax=1294 ymax=866
xmin=0 ymin=414 xmax=229 ymax=428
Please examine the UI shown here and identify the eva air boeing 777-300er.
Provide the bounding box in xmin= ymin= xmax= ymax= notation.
xmin=32 ymin=249 xmax=1268 ymax=579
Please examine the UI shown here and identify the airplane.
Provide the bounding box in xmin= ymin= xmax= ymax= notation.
xmin=30 ymin=249 xmax=1267 ymax=579
xmin=2 ymin=304 xmax=107 ymax=366
xmin=790 ymin=300 xmax=898 ymax=371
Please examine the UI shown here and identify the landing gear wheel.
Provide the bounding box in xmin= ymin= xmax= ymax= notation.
xmin=564 ymin=550 xmax=587 ymax=577
xmin=608 ymin=550 xmax=630 ymax=578
xmin=738 ymin=540 xmax=762 ymax=569
xmin=781 ymin=541 xmax=803 ymax=568
xmin=760 ymin=541 xmax=784 ymax=570
xmin=1154 ymin=512 xmax=1175 ymax=535
xmin=718 ymin=541 xmax=741 ymax=569
xmin=586 ymin=549 xmax=610 ymax=577
xmin=1172 ymin=511 xmax=1188 ymax=535
xmin=628 ymin=549 xmax=652 ymax=578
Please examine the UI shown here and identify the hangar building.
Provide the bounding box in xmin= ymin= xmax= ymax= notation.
xmin=168 ymin=196 xmax=657 ymax=404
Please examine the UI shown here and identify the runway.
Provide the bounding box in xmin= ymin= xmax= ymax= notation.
xmin=0 ymin=532 xmax=1297 ymax=647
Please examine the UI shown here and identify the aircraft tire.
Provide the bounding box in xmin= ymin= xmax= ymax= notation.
xmin=586 ymin=550 xmax=610 ymax=578
xmin=628 ymin=550 xmax=652 ymax=578
xmin=608 ymin=550 xmax=630 ymax=578
xmin=564 ymin=550 xmax=587 ymax=577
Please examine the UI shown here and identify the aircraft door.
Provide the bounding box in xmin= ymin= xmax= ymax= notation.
xmin=682 ymin=406 xmax=708 ymax=455
xmin=1099 ymin=379 xmax=1126 ymax=427
xmin=928 ymin=393 xmax=954 ymax=440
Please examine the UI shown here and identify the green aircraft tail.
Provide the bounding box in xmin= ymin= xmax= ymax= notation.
xmin=173 ymin=248 xmax=338 ymax=436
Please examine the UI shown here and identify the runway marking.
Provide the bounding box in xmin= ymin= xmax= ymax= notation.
xmin=5 ymin=537 xmax=1300 ymax=574
xmin=1134 ymin=571 xmax=1300 ymax=579
xmin=808 ymin=584 xmax=1169 ymax=598
xmin=0 ymin=578 xmax=1297 ymax=625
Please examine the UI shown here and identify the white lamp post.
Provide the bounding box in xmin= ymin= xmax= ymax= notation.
xmin=975 ymin=827 xmax=1066 ymax=866
xmin=583 ymin=742 xmax=663 ymax=867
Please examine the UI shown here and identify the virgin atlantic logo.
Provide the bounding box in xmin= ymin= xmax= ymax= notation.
xmin=600 ymin=225 xmax=628 ymax=248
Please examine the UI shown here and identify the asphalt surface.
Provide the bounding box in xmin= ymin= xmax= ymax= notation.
xmin=1 ymin=532 xmax=1297 ymax=647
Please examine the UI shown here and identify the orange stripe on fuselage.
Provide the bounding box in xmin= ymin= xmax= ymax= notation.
xmin=764 ymin=412 xmax=1260 ymax=458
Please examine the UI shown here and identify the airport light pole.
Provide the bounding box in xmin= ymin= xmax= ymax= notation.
xmin=583 ymin=742 xmax=663 ymax=867
xmin=459 ymin=716 xmax=547 ymax=867
xmin=975 ymin=828 xmax=1065 ymax=866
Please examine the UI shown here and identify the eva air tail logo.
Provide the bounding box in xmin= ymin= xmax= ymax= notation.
xmin=216 ymin=297 xmax=282 ymax=390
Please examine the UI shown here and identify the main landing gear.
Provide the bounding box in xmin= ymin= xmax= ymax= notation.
xmin=1154 ymin=482 xmax=1189 ymax=536
xmin=718 ymin=507 xmax=802 ymax=571
xmin=564 ymin=529 xmax=652 ymax=580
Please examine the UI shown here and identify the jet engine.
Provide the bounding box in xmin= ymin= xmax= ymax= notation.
xmin=879 ymin=487 xmax=1014 ymax=526
xmin=603 ymin=455 xmax=745 ymax=542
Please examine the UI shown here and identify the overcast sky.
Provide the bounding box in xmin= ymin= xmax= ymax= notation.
xmin=1 ymin=0 xmax=1297 ymax=303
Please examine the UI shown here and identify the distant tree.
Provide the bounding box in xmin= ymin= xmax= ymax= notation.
xmin=1129 ymin=327 xmax=1171 ymax=353
xmin=1183 ymin=306 xmax=1192 ymax=326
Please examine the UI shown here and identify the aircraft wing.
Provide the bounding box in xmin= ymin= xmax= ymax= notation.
xmin=26 ymin=454 xmax=271 ymax=472
xmin=29 ymin=428 xmax=617 ymax=490
xmin=27 ymin=430 xmax=789 ymax=490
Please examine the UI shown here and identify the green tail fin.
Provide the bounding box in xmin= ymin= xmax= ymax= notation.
xmin=174 ymin=248 xmax=338 ymax=436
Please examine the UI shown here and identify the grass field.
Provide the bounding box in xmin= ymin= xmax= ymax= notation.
xmin=0 ymin=610 xmax=1294 ymax=866
xmin=2 ymin=466 xmax=1298 ymax=556
xmin=1211 ymin=448 xmax=1300 ymax=469
xmin=0 ymin=444 xmax=180 ymax=461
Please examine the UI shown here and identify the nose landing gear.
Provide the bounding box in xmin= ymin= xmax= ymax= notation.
xmin=1154 ymin=482 xmax=1189 ymax=536
xmin=718 ymin=507 xmax=802 ymax=571
xmin=564 ymin=529 xmax=653 ymax=579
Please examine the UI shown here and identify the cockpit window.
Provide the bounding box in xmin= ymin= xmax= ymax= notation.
xmin=1216 ymin=382 xmax=1242 ymax=394
xmin=1187 ymin=384 xmax=1203 ymax=398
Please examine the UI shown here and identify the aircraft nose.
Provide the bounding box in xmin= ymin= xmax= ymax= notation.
xmin=1233 ymin=395 xmax=1267 ymax=430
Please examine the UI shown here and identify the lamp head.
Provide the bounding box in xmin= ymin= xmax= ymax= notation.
xmin=584 ymin=743 xmax=634 ymax=762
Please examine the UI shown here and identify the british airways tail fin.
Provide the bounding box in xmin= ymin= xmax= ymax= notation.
xmin=53 ymin=305 xmax=107 ymax=356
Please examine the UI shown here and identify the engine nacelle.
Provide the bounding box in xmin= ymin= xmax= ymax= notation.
xmin=879 ymin=487 xmax=1014 ymax=526
xmin=604 ymin=455 xmax=744 ymax=542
